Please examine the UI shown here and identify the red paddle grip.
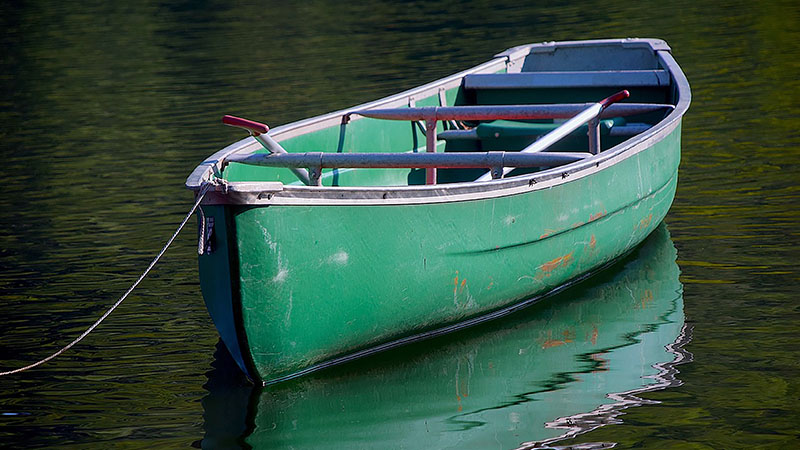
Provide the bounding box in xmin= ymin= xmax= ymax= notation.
xmin=222 ymin=115 xmax=270 ymax=135
xmin=598 ymin=90 xmax=630 ymax=109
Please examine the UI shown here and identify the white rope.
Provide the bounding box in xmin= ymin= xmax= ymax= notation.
xmin=0 ymin=184 xmax=212 ymax=376
xmin=197 ymin=204 xmax=207 ymax=255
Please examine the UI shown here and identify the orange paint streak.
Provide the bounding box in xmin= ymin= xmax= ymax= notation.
xmin=541 ymin=329 xmax=574 ymax=349
xmin=540 ymin=252 xmax=574 ymax=274
xmin=589 ymin=234 xmax=597 ymax=250
xmin=539 ymin=228 xmax=558 ymax=239
xmin=590 ymin=324 xmax=598 ymax=345
xmin=541 ymin=339 xmax=568 ymax=349
xmin=636 ymin=213 xmax=654 ymax=230
xmin=589 ymin=211 xmax=607 ymax=221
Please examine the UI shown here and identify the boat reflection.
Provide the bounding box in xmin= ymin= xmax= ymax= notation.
xmin=200 ymin=224 xmax=689 ymax=449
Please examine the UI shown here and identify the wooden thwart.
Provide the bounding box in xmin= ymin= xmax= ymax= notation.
xmin=463 ymin=70 xmax=671 ymax=89
xmin=227 ymin=151 xmax=590 ymax=171
xmin=227 ymin=150 xmax=593 ymax=185
xmin=349 ymin=103 xmax=672 ymax=122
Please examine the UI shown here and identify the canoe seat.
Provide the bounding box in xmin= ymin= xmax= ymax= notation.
xmin=463 ymin=70 xmax=671 ymax=89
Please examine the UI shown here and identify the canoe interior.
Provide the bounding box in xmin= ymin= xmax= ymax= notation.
xmin=220 ymin=43 xmax=677 ymax=187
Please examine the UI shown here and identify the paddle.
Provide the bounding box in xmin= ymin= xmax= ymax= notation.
xmin=222 ymin=115 xmax=312 ymax=186
xmin=474 ymin=90 xmax=630 ymax=182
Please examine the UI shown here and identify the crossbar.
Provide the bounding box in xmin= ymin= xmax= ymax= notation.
xmin=227 ymin=151 xmax=591 ymax=169
xmin=349 ymin=103 xmax=673 ymax=122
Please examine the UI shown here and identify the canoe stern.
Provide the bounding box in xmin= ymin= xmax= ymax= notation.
xmin=197 ymin=204 xmax=254 ymax=379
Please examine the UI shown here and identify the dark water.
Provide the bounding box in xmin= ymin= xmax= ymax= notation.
xmin=1 ymin=1 xmax=798 ymax=448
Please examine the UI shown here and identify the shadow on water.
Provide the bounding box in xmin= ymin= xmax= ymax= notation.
xmin=200 ymin=224 xmax=690 ymax=449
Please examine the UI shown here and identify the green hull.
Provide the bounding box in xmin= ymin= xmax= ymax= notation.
xmin=188 ymin=39 xmax=690 ymax=384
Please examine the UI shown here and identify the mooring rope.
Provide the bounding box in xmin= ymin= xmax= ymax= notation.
xmin=0 ymin=184 xmax=212 ymax=377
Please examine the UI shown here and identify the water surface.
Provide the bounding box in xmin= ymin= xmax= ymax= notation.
xmin=1 ymin=0 xmax=798 ymax=448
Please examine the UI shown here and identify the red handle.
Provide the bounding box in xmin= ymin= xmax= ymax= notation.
xmin=598 ymin=90 xmax=630 ymax=109
xmin=222 ymin=115 xmax=270 ymax=135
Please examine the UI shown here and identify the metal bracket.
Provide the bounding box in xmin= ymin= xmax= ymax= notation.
xmin=408 ymin=96 xmax=428 ymax=136
xmin=588 ymin=117 xmax=601 ymax=155
xmin=438 ymin=87 xmax=460 ymax=130
xmin=425 ymin=119 xmax=438 ymax=185
xmin=309 ymin=166 xmax=323 ymax=186
xmin=211 ymin=160 xmax=225 ymax=179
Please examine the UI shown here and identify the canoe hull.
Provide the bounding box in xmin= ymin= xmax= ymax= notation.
xmin=199 ymin=123 xmax=680 ymax=383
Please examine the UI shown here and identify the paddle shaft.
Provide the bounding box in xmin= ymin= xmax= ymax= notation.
xmin=222 ymin=115 xmax=312 ymax=186
xmin=475 ymin=90 xmax=629 ymax=182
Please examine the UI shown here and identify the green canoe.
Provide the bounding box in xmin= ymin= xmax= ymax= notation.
xmin=186 ymin=38 xmax=691 ymax=385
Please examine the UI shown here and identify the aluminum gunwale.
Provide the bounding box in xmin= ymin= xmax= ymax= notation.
xmin=187 ymin=39 xmax=690 ymax=207
xmin=199 ymin=118 xmax=679 ymax=206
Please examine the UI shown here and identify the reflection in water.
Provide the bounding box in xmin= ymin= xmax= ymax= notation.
xmin=201 ymin=224 xmax=688 ymax=449
xmin=524 ymin=326 xmax=692 ymax=450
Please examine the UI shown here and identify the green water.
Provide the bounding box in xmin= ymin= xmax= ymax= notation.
xmin=1 ymin=1 xmax=798 ymax=448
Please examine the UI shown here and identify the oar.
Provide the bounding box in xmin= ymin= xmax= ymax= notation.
xmin=222 ymin=115 xmax=312 ymax=186
xmin=475 ymin=90 xmax=630 ymax=182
